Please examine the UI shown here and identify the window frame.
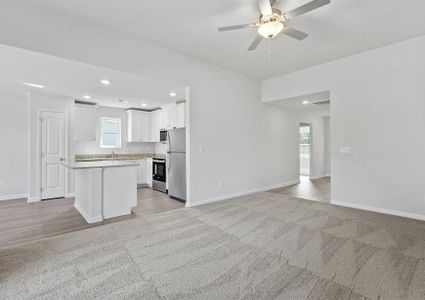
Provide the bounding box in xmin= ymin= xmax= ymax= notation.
xmin=100 ymin=117 xmax=122 ymax=149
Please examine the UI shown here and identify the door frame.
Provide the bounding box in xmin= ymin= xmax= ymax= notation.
xmin=299 ymin=122 xmax=313 ymax=179
xmin=35 ymin=108 xmax=69 ymax=202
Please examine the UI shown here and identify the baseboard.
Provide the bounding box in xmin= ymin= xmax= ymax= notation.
xmin=310 ymin=174 xmax=327 ymax=180
xmin=186 ymin=179 xmax=300 ymax=208
xmin=65 ymin=193 xmax=75 ymax=198
xmin=0 ymin=193 xmax=28 ymax=201
xmin=74 ymin=201 xmax=103 ymax=224
xmin=27 ymin=196 xmax=40 ymax=203
xmin=331 ymin=200 xmax=425 ymax=221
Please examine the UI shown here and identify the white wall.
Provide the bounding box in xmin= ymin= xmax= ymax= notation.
xmin=263 ymin=35 xmax=425 ymax=219
xmin=0 ymin=1 xmax=300 ymax=205
xmin=28 ymin=92 xmax=75 ymax=200
xmin=0 ymin=93 xmax=29 ymax=200
xmin=324 ymin=116 xmax=331 ymax=176
xmin=74 ymin=106 xmax=155 ymax=155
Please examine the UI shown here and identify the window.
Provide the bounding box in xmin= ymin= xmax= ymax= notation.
xmin=100 ymin=117 xmax=121 ymax=148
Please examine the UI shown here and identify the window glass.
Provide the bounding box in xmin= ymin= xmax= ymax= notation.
xmin=100 ymin=118 xmax=121 ymax=148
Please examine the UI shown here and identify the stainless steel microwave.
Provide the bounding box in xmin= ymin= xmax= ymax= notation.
xmin=160 ymin=129 xmax=167 ymax=144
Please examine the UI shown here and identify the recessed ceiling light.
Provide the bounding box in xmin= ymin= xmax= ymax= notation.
xmin=169 ymin=92 xmax=177 ymax=97
xmin=83 ymin=95 xmax=92 ymax=100
xmin=302 ymin=100 xmax=309 ymax=105
xmin=22 ymin=82 xmax=44 ymax=88
xmin=141 ymin=103 xmax=148 ymax=107
xmin=118 ymin=99 xmax=129 ymax=103
xmin=100 ymin=80 xmax=111 ymax=85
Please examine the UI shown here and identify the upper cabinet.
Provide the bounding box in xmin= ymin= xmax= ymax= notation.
xmin=74 ymin=105 xmax=96 ymax=142
xmin=150 ymin=110 xmax=162 ymax=142
xmin=176 ymin=102 xmax=185 ymax=128
xmin=127 ymin=110 xmax=151 ymax=142
xmin=127 ymin=102 xmax=185 ymax=143
xmin=161 ymin=102 xmax=185 ymax=129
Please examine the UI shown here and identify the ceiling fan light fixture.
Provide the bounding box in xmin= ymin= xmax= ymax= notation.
xmin=257 ymin=21 xmax=284 ymax=39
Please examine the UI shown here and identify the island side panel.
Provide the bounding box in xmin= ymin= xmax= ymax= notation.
xmin=103 ymin=166 xmax=137 ymax=219
xmin=74 ymin=168 xmax=103 ymax=223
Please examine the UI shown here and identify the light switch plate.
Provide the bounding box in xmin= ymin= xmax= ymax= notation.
xmin=0 ymin=180 xmax=5 ymax=188
xmin=339 ymin=146 xmax=351 ymax=154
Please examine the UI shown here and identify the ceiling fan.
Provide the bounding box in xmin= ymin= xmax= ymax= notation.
xmin=218 ymin=0 xmax=330 ymax=51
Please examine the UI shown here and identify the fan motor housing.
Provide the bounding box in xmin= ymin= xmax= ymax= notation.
xmin=259 ymin=8 xmax=287 ymax=25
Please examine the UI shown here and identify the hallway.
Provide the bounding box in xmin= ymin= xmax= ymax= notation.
xmin=268 ymin=176 xmax=330 ymax=202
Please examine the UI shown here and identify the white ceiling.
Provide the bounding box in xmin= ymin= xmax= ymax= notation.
xmin=269 ymin=90 xmax=330 ymax=113
xmin=22 ymin=0 xmax=425 ymax=79
xmin=0 ymin=44 xmax=185 ymax=109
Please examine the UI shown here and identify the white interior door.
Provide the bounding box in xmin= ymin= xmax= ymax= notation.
xmin=41 ymin=111 xmax=65 ymax=199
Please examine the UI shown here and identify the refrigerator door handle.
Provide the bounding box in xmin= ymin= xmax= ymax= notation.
xmin=167 ymin=130 xmax=171 ymax=153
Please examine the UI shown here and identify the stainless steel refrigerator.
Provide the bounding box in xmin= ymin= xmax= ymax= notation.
xmin=167 ymin=128 xmax=186 ymax=202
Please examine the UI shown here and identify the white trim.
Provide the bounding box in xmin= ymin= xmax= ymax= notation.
xmin=28 ymin=196 xmax=39 ymax=203
xmin=310 ymin=174 xmax=327 ymax=180
xmin=35 ymin=108 xmax=69 ymax=202
xmin=0 ymin=193 xmax=28 ymax=201
xmin=186 ymin=180 xmax=300 ymax=208
xmin=65 ymin=193 xmax=75 ymax=198
xmin=74 ymin=201 xmax=103 ymax=224
xmin=331 ymin=200 xmax=425 ymax=222
xmin=185 ymin=86 xmax=191 ymax=207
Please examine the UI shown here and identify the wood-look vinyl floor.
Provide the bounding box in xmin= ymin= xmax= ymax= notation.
xmin=0 ymin=188 xmax=184 ymax=249
xmin=268 ymin=176 xmax=331 ymax=202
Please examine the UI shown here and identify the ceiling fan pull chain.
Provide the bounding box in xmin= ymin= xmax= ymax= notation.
xmin=268 ymin=39 xmax=273 ymax=62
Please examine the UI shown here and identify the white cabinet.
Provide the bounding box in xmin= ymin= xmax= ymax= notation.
xmin=128 ymin=103 xmax=185 ymax=143
xmin=162 ymin=106 xmax=170 ymax=129
xmin=128 ymin=110 xmax=151 ymax=142
xmin=75 ymin=105 xmax=96 ymax=141
xmin=150 ymin=110 xmax=162 ymax=142
xmin=146 ymin=158 xmax=153 ymax=187
xmin=140 ymin=111 xmax=151 ymax=141
xmin=176 ymin=102 xmax=185 ymax=128
xmin=136 ymin=158 xmax=152 ymax=187
xmin=137 ymin=159 xmax=147 ymax=185
xmin=161 ymin=104 xmax=178 ymax=129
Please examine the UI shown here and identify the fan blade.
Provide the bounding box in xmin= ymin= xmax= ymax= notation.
xmin=285 ymin=0 xmax=330 ymax=19
xmin=218 ymin=24 xmax=256 ymax=32
xmin=257 ymin=0 xmax=273 ymax=16
xmin=248 ymin=35 xmax=263 ymax=51
xmin=283 ymin=27 xmax=309 ymax=40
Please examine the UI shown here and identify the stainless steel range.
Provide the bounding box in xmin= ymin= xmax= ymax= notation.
xmin=152 ymin=158 xmax=166 ymax=193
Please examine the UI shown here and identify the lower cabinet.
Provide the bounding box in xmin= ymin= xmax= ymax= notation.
xmin=146 ymin=158 xmax=153 ymax=187
xmin=137 ymin=159 xmax=147 ymax=185
xmin=137 ymin=158 xmax=153 ymax=187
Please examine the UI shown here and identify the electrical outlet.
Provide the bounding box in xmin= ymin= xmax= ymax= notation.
xmin=0 ymin=180 xmax=5 ymax=188
xmin=339 ymin=146 xmax=351 ymax=154
xmin=278 ymin=171 xmax=282 ymax=178
xmin=219 ymin=180 xmax=224 ymax=188
xmin=199 ymin=145 xmax=203 ymax=153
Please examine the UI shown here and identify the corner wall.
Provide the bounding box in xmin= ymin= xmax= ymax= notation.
xmin=0 ymin=93 xmax=29 ymax=200
xmin=263 ymin=35 xmax=425 ymax=219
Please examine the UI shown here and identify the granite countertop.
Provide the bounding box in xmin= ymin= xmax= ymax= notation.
xmin=75 ymin=153 xmax=166 ymax=162
xmin=63 ymin=160 xmax=141 ymax=169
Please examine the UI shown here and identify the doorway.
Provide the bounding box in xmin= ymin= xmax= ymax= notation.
xmin=299 ymin=123 xmax=312 ymax=178
xmin=40 ymin=110 xmax=66 ymax=200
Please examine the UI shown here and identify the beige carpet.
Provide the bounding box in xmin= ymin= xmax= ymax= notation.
xmin=2 ymin=192 xmax=425 ymax=299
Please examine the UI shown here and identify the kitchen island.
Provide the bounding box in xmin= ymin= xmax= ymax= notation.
xmin=64 ymin=160 xmax=140 ymax=223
